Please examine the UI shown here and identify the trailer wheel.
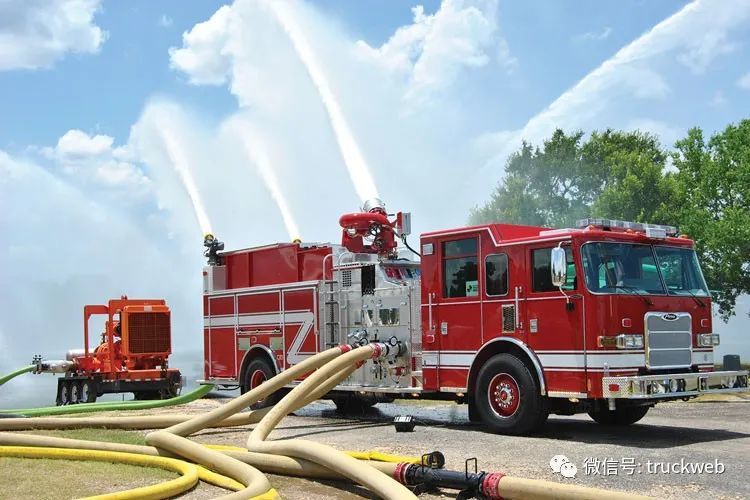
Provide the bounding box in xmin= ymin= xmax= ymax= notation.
xmin=475 ymin=354 xmax=548 ymax=435
xmin=56 ymin=381 xmax=71 ymax=406
xmin=588 ymin=406 xmax=649 ymax=426
xmin=242 ymin=358 xmax=280 ymax=410
xmin=69 ymin=382 xmax=81 ymax=404
xmin=80 ymin=380 xmax=97 ymax=403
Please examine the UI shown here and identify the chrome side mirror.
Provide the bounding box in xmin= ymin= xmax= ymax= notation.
xmin=551 ymin=246 xmax=567 ymax=288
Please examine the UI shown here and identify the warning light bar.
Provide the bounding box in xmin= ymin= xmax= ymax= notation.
xmin=576 ymin=218 xmax=678 ymax=238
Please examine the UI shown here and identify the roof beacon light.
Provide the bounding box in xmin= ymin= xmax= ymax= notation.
xmin=576 ymin=218 xmax=677 ymax=238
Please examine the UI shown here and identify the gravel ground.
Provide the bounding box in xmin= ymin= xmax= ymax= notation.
xmin=164 ymin=395 xmax=750 ymax=499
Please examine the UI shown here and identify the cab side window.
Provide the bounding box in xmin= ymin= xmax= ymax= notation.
xmin=485 ymin=254 xmax=508 ymax=296
xmin=443 ymin=238 xmax=478 ymax=298
xmin=532 ymin=247 xmax=576 ymax=292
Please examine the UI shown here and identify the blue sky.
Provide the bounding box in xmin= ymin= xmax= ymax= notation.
xmin=0 ymin=0 xmax=748 ymax=388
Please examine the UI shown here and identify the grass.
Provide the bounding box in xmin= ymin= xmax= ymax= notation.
xmin=1 ymin=429 xmax=176 ymax=500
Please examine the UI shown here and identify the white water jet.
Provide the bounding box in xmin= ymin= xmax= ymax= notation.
xmin=157 ymin=126 xmax=214 ymax=236
xmin=266 ymin=0 xmax=379 ymax=204
xmin=231 ymin=121 xmax=301 ymax=241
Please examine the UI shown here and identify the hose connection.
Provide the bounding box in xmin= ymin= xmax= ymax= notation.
xmin=481 ymin=472 xmax=506 ymax=500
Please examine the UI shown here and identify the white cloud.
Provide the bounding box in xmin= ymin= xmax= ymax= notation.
xmin=738 ymin=72 xmax=750 ymax=90
xmin=168 ymin=5 xmax=233 ymax=85
xmin=354 ymin=0 xmax=505 ymax=103
xmin=678 ymin=30 xmax=735 ymax=74
xmin=575 ymin=26 xmax=613 ymax=42
xmin=41 ymin=129 xmax=150 ymax=190
xmin=54 ymin=129 xmax=114 ymax=157
xmin=478 ymin=0 xmax=750 ymax=175
xmin=0 ymin=0 xmax=106 ymax=71
xmin=159 ymin=14 xmax=173 ymax=28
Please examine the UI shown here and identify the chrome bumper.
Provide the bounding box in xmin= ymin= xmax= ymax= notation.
xmin=602 ymin=370 xmax=749 ymax=399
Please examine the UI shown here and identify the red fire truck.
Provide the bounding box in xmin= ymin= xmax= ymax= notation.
xmin=200 ymin=199 xmax=748 ymax=434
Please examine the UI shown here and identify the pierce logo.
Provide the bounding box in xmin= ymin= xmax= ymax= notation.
xmin=663 ymin=313 xmax=678 ymax=321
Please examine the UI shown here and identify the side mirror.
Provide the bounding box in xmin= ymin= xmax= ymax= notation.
xmin=551 ymin=246 xmax=567 ymax=288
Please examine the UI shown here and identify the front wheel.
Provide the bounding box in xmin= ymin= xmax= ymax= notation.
xmin=588 ymin=406 xmax=649 ymax=425
xmin=475 ymin=354 xmax=548 ymax=435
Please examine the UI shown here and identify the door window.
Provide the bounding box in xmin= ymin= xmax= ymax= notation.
xmin=532 ymin=247 xmax=576 ymax=292
xmin=485 ymin=254 xmax=508 ymax=296
xmin=442 ymin=238 xmax=478 ymax=298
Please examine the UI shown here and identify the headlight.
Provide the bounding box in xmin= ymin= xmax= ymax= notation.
xmin=598 ymin=334 xmax=644 ymax=349
xmin=697 ymin=333 xmax=720 ymax=347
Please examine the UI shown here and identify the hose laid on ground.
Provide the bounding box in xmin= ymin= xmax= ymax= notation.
xmin=1 ymin=343 xmax=651 ymax=499
xmin=145 ymin=345 xmax=364 ymax=499
xmin=0 ymin=365 xmax=34 ymax=387
xmin=0 ymin=432 xmax=400 ymax=481
xmin=0 ymin=445 xmax=199 ymax=500
xmin=0 ymin=410 xmax=268 ymax=431
xmin=0 ymin=383 xmax=214 ymax=417
xmin=246 ymin=344 xmax=417 ymax=499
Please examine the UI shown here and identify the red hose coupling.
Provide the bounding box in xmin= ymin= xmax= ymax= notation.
xmin=393 ymin=462 xmax=410 ymax=484
xmin=481 ymin=472 xmax=505 ymax=500
xmin=338 ymin=345 xmax=353 ymax=353
xmin=370 ymin=343 xmax=383 ymax=359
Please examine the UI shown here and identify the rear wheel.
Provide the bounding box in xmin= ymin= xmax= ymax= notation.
xmin=475 ymin=354 xmax=548 ymax=435
xmin=241 ymin=358 xmax=280 ymax=410
xmin=588 ymin=406 xmax=649 ymax=426
xmin=80 ymin=380 xmax=97 ymax=403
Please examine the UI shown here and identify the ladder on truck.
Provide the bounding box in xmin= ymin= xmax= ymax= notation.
xmin=323 ymin=279 xmax=341 ymax=348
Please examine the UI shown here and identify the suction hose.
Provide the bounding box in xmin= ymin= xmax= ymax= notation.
xmin=0 ymin=383 xmax=214 ymax=417
xmin=247 ymin=344 xmax=417 ymax=499
xmin=0 ymin=365 xmax=34 ymax=387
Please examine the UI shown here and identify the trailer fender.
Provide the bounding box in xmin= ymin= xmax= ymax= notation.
xmin=468 ymin=337 xmax=546 ymax=396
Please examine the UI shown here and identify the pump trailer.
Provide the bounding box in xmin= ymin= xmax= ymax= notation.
xmin=33 ymin=297 xmax=182 ymax=405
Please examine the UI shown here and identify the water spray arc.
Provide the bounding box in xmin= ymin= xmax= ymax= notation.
xmin=233 ymin=122 xmax=302 ymax=241
xmin=158 ymin=126 xmax=213 ymax=236
xmin=266 ymin=0 xmax=380 ymax=204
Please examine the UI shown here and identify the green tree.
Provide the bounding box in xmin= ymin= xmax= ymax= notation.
xmin=471 ymin=128 xmax=672 ymax=227
xmin=672 ymin=120 xmax=750 ymax=319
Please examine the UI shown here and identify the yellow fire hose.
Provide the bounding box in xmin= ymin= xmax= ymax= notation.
xmin=0 ymin=445 xmax=200 ymax=500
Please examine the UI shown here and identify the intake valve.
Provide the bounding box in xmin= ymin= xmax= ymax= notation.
xmin=203 ymin=233 xmax=224 ymax=266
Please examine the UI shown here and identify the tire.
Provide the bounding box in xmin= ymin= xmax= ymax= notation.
xmin=475 ymin=354 xmax=548 ymax=435
xmin=56 ymin=380 xmax=71 ymax=406
xmin=241 ymin=358 xmax=280 ymax=410
xmin=588 ymin=406 xmax=649 ymax=426
xmin=80 ymin=380 xmax=97 ymax=403
xmin=69 ymin=382 xmax=81 ymax=404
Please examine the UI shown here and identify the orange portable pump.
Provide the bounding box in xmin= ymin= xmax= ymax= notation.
xmin=32 ymin=296 xmax=182 ymax=405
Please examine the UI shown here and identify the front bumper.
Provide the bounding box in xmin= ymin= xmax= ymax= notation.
xmin=602 ymin=370 xmax=749 ymax=399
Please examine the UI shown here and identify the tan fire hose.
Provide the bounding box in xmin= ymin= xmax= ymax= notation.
xmin=0 ymin=342 xmax=652 ymax=499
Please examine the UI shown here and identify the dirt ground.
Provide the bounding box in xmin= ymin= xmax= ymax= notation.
xmin=7 ymin=395 xmax=749 ymax=499
xmin=141 ymin=394 xmax=749 ymax=499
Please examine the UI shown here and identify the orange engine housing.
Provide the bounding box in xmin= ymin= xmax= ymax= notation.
xmin=74 ymin=297 xmax=174 ymax=379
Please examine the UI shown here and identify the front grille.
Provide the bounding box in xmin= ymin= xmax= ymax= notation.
xmin=127 ymin=312 xmax=171 ymax=354
xmin=645 ymin=312 xmax=691 ymax=369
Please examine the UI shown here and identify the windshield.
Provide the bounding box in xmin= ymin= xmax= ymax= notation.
xmin=581 ymin=243 xmax=710 ymax=297
xmin=653 ymin=246 xmax=710 ymax=297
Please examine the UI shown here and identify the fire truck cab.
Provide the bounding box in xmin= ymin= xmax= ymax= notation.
xmin=201 ymin=202 xmax=748 ymax=435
